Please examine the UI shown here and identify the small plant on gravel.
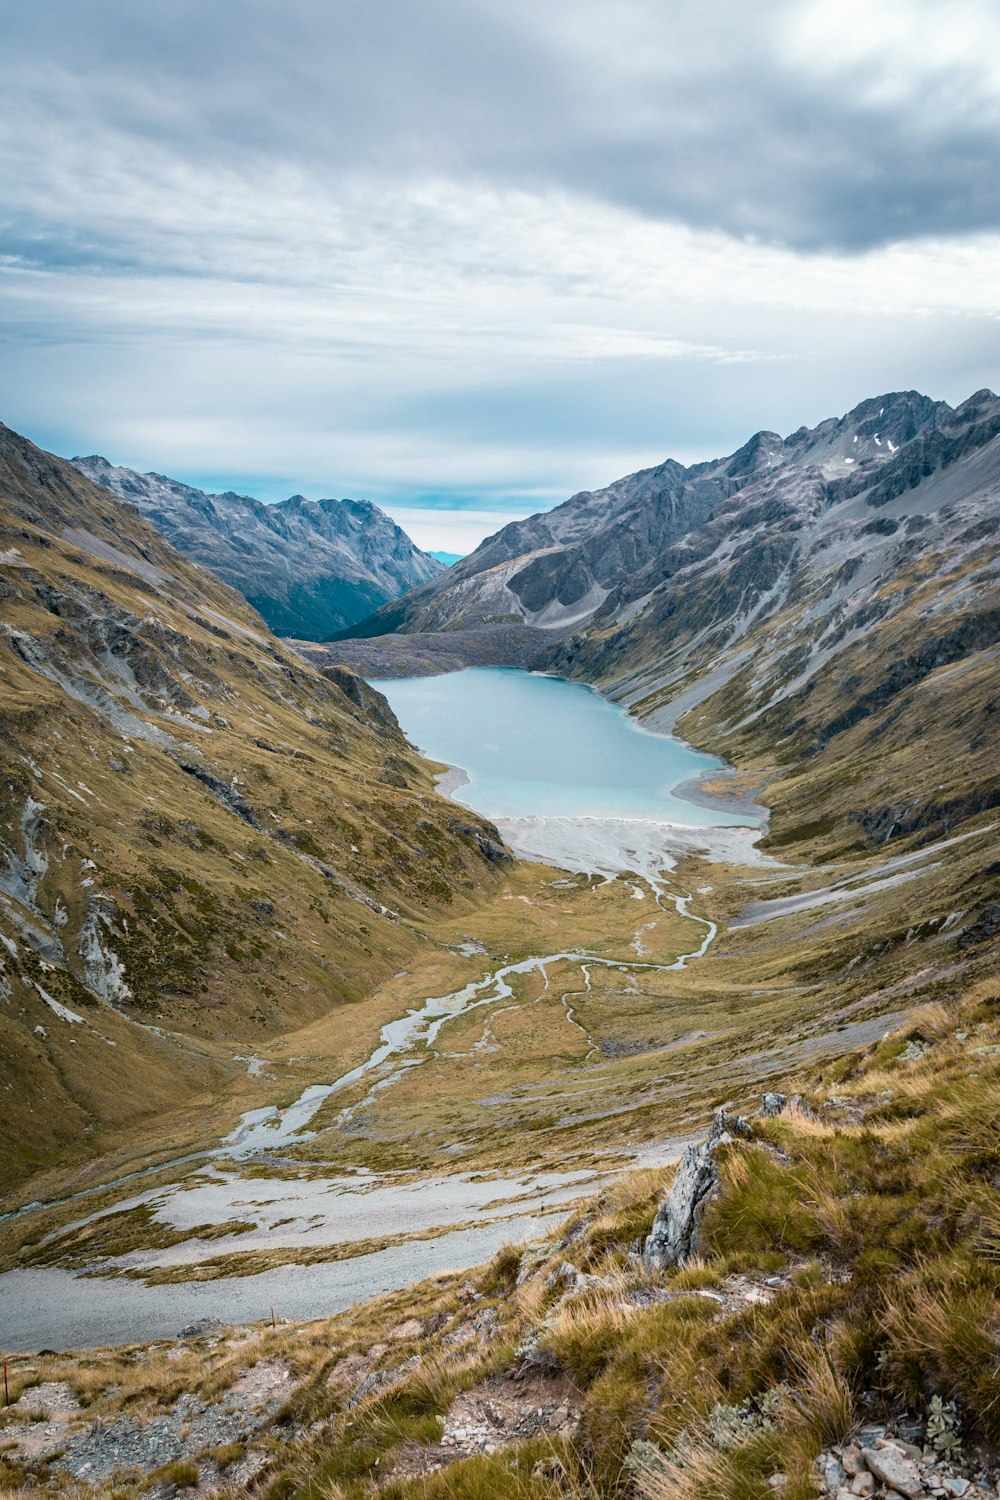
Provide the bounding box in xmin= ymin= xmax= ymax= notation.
xmin=9 ymin=1404 xmax=50 ymax=1424
xmin=623 ymin=1438 xmax=670 ymax=1478
xmin=209 ymin=1440 xmax=245 ymax=1466
xmin=927 ymin=1395 xmax=963 ymax=1460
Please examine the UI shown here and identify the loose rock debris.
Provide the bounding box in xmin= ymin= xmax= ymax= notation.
xmin=386 ymin=1368 xmax=581 ymax=1482
xmin=1 ymin=1363 xmax=290 ymax=1486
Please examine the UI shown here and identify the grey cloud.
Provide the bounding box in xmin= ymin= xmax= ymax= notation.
xmin=3 ymin=0 xmax=999 ymax=255
xmin=0 ymin=0 xmax=997 ymax=546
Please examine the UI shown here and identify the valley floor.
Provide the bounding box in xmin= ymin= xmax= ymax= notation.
xmin=0 ymin=870 xmax=995 ymax=1500
xmin=2 ymin=786 xmax=997 ymax=1496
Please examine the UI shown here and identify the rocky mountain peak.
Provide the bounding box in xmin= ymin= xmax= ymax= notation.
xmin=838 ymin=389 xmax=948 ymax=443
xmin=948 ymin=387 xmax=999 ymax=423
xmin=724 ymin=430 xmax=785 ymax=477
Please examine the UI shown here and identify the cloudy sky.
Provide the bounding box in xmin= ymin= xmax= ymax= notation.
xmin=2 ymin=0 xmax=999 ymax=553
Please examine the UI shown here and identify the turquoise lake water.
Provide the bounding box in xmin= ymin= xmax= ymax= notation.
xmin=370 ymin=668 xmax=747 ymax=827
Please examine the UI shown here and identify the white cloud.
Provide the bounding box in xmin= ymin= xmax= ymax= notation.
xmin=378 ymin=506 xmax=529 ymax=555
xmin=779 ymin=0 xmax=1000 ymax=123
xmin=0 ymin=1 xmax=998 ymax=534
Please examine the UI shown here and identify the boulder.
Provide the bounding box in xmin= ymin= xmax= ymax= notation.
xmin=544 ymin=1261 xmax=594 ymax=1296
xmin=863 ymin=1444 xmax=926 ymax=1498
xmin=178 ymin=1317 xmax=223 ymax=1339
xmin=643 ymin=1108 xmax=750 ymax=1269
xmin=760 ymin=1092 xmax=808 ymax=1117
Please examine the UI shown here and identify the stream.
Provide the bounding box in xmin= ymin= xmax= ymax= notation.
xmin=1 ymin=669 xmax=760 ymax=1351
xmin=225 ymin=915 xmax=715 ymax=1157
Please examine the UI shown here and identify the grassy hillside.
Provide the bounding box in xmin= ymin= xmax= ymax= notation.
xmin=3 ymin=976 xmax=999 ymax=1500
xmin=0 ymin=423 xmax=506 ymax=1194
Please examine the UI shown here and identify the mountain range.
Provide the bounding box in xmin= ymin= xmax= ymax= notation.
xmin=3 ymin=393 xmax=1000 ymax=1498
xmin=333 ymin=387 xmax=1000 ymax=853
xmin=71 ymin=456 xmax=443 ymax=641
xmin=338 ymin=388 xmax=991 ymax=647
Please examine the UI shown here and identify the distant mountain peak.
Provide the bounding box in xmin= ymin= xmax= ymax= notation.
xmin=724 ymin=430 xmax=785 ymax=477
xmin=70 ymin=457 xmax=442 ymax=640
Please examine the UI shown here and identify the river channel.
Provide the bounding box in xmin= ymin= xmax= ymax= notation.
xmin=1 ymin=670 xmax=761 ymax=1351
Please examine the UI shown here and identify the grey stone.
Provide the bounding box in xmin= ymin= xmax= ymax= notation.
xmin=644 ymin=1108 xmax=750 ymax=1269
xmin=865 ymin=1444 xmax=926 ymax=1498
xmin=842 ymin=1445 xmax=866 ymax=1476
xmin=823 ymin=1454 xmax=848 ymax=1492
xmin=178 ymin=1317 xmax=222 ymax=1338
xmin=544 ymin=1260 xmax=593 ymax=1294
xmin=879 ymin=1437 xmax=924 ymax=1462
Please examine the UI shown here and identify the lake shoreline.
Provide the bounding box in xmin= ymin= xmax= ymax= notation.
xmin=433 ymin=763 xmax=472 ymax=799
xmin=374 ymin=666 xmax=755 ymax=830
xmin=671 ymin=769 xmax=770 ymax=825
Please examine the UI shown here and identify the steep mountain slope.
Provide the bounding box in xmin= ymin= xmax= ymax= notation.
xmin=547 ymin=388 xmax=1000 ymax=859
xmin=71 ymin=456 xmax=443 ymax=641
xmin=0 ymin=424 xmax=504 ymax=1191
xmin=337 ymin=387 xmax=999 ymax=866
xmin=339 ymin=390 xmax=948 ymax=641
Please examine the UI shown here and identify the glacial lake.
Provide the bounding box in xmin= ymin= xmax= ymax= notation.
xmin=371 ymin=668 xmax=748 ymax=827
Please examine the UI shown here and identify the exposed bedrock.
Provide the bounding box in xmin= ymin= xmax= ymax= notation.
xmin=643 ymin=1107 xmax=751 ymax=1270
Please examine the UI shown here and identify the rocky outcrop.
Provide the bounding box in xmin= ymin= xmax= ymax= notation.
xmin=179 ymin=763 xmax=262 ymax=828
xmin=71 ymin=456 xmax=442 ymax=640
xmin=319 ymin=665 xmax=402 ymax=735
xmin=643 ymin=1108 xmax=750 ymax=1269
xmin=445 ymin=815 xmax=512 ymax=867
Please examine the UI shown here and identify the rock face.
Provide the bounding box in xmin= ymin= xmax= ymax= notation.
xmin=71 ymin=457 xmax=442 ymax=640
xmin=318 ymin=664 xmax=403 ymax=734
xmin=643 ymin=1108 xmax=750 ymax=1269
xmin=340 ymin=388 xmax=966 ymax=643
